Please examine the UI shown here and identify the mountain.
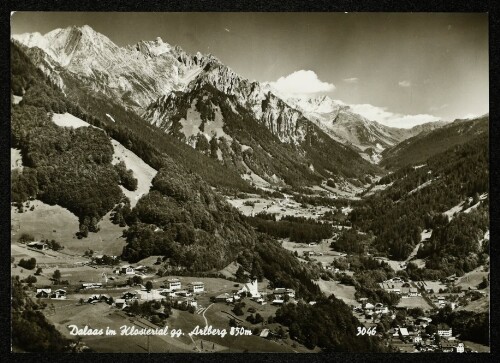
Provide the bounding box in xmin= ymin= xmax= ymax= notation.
xmin=381 ymin=115 xmax=489 ymax=169
xmin=285 ymin=95 xmax=447 ymax=164
xmin=10 ymin=40 xmax=325 ymax=300
xmin=13 ymin=26 xmax=380 ymax=186
xmin=12 ymin=26 xmax=205 ymax=110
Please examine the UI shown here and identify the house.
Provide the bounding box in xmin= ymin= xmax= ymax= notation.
xmin=413 ymin=336 xmax=422 ymax=344
xmin=99 ymin=294 xmax=111 ymax=302
xmin=387 ymin=288 xmax=401 ymax=294
xmin=214 ymin=293 xmax=230 ymax=302
xmin=271 ymin=299 xmax=284 ymax=305
xmin=456 ymin=342 xmax=465 ymax=353
xmin=27 ymin=241 xmax=49 ymax=250
xmin=364 ymin=302 xmax=375 ymax=310
xmin=437 ymin=323 xmax=453 ymax=337
xmin=50 ymin=289 xmax=67 ymax=300
xmin=165 ymin=278 xmax=181 ymax=291
xmin=188 ymin=282 xmax=205 ymax=294
xmin=260 ymin=329 xmax=270 ymax=338
xmin=303 ymin=251 xmax=315 ymax=257
xmin=87 ymin=294 xmax=103 ymax=303
xmin=36 ymin=288 xmax=52 ymax=298
xmin=440 ymin=340 xmax=456 ymax=353
xmin=408 ymin=288 xmax=419 ymax=297
xmin=374 ymin=303 xmax=389 ymax=314
xmin=273 ymin=288 xmax=295 ymax=299
xmin=398 ymin=327 xmax=410 ymax=340
xmin=120 ymin=265 xmax=135 ymax=275
xmin=114 ymin=298 xmax=127 ymax=309
xmin=176 ymin=290 xmax=192 ymax=297
xmin=122 ymin=292 xmax=138 ymax=301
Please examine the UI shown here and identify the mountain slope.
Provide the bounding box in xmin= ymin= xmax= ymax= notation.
xmin=13 ymin=26 xmax=380 ymax=186
xmin=10 ymin=40 xmax=325 ymax=300
xmin=346 ymin=128 xmax=488 ymax=269
xmin=287 ymin=96 xmax=447 ymax=163
xmin=381 ymin=115 xmax=489 ymax=169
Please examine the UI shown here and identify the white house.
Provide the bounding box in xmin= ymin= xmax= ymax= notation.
xmin=188 ymin=282 xmax=205 ymax=294
xmin=456 ymin=342 xmax=465 ymax=353
xmin=165 ymin=278 xmax=181 ymax=290
xmin=437 ymin=324 xmax=453 ymax=337
xmin=50 ymin=289 xmax=67 ymax=300
xmin=120 ymin=265 xmax=135 ymax=275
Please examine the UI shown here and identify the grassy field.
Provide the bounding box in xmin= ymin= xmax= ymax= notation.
xmin=396 ymin=296 xmax=432 ymax=309
xmin=455 ymin=266 xmax=489 ymax=290
xmin=12 ymin=200 xmax=126 ymax=256
xmin=226 ymin=194 xmax=334 ymax=220
xmin=315 ymin=280 xmax=357 ymax=306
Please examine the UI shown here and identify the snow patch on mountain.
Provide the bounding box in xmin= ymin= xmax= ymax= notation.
xmin=52 ymin=112 xmax=98 ymax=129
xmin=111 ymin=140 xmax=157 ymax=207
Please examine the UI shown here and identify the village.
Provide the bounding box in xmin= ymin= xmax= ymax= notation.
xmin=11 ymin=230 xmax=489 ymax=354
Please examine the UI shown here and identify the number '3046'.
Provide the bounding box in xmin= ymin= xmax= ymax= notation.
xmin=356 ymin=327 xmax=376 ymax=336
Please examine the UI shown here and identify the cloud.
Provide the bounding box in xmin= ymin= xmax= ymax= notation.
xmin=398 ymin=80 xmax=411 ymax=88
xmin=343 ymin=77 xmax=359 ymax=83
xmin=348 ymin=103 xmax=440 ymax=128
xmin=268 ymin=70 xmax=335 ymax=97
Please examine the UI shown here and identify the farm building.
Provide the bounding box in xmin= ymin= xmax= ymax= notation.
xmin=50 ymin=289 xmax=67 ymax=300
xmin=27 ymin=241 xmax=49 ymax=250
xmin=120 ymin=265 xmax=135 ymax=275
xmin=437 ymin=323 xmax=453 ymax=337
xmin=36 ymin=288 xmax=51 ymax=298
xmin=188 ymin=282 xmax=205 ymax=293
xmin=165 ymin=278 xmax=182 ymax=290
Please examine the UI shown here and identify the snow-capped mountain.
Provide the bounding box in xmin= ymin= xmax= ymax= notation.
xmin=283 ymin=95 xmax=446 ymax=163
xmin=12 ymin=25 xmax=206 ymax=109
xmin=12 ymin=25 xmax=440 ymax=183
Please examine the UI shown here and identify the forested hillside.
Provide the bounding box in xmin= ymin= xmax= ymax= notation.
xmin=381 ymin=116 xmax=488 ymax=170
xmin=10 ymin=41 xmax=328 ymax=302
xmin=12 ymin=277 xmax=71 ymax=352
xmin=344 ymin=129 xmax=488 ymax=278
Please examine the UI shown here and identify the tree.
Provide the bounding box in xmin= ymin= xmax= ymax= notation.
xmin=145 ymin=281 xmax=153 ymax=291
xmin=18 ymin=258 xmax=36 ymax=270
xmin=35 ymin=267 xmax=43 ymax=275
xmin=52 ymin=269 xmax=61 ymax=283
xmin=18 ymin=233 xmax=35 ymax=243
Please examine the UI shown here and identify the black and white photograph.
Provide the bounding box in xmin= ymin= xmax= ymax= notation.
xmin=9 ymin=11 xmax=490 ymax=353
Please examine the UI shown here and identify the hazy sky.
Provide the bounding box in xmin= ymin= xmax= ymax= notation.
xmin=11 ymin=12 xmax=488 ymax=126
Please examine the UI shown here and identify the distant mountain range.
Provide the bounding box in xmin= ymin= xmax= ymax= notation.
xmin=13 ymin=25 xmax=450 ymax=186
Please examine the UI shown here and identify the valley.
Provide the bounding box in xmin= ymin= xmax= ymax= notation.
xmin=9 ymin=23 xmax=489 ymax=354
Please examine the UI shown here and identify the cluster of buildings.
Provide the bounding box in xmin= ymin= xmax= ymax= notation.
xmin=391 ymin=323 xmax=467 ymax=353
xmin=379 ymin=278 xmax=422 ymax=298
xmin=35 ymin=288 xmax=67 ymax=299
xmin=354 ymin=299 xmax=391 ymax=318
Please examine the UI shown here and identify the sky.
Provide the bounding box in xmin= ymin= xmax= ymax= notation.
xmin=11 ymin=12 xmax=489 ymax=127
